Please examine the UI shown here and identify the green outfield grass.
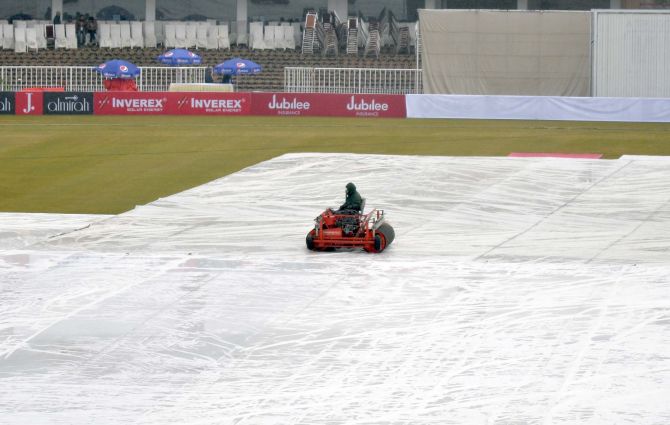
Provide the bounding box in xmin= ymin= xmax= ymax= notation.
xmin=1 ymin=115 xmax=669 ymax=214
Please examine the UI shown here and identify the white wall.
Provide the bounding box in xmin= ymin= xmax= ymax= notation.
xmin=406 ymin=94 xmax=670 ymax=122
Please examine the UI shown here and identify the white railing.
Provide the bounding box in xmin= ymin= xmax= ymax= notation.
xmin=0 ymin=66 xmax=206 ymax=92
xmin=284 ymin=67 xmax=422 ymax=94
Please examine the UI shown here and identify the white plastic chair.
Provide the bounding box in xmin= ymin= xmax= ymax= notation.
xmin=119 ymin=22 xmax=131 ymax=48
xmin=54 ymin=24 xmax=67 ymax=49
xmin=25 ymin=27 xmax=38 ymax=51
xmin=174 ymin=23 xmax=186 ymax=48
xmin=14 ymin=26 xmax=27 ymax=52
xmin=185 ymin=22 xmax=197 ymax=49
xmin=65 ymin=23 xmax=77 ymax=49
xmin=217 ymin=25 xmax=230 ymax=50
xmin=110 ymin=24 xmax=121 ymax=48
xmin=98 ymin=22 xmax=111 ymax=48
xmin=196 ymin=22 xmax=208 ymax=49
xmin=130 ymin=21 xmax=143 ymax=48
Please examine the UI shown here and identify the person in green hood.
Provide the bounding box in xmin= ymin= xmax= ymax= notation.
xmin=337 ymin=182 xmax=363 ymax=213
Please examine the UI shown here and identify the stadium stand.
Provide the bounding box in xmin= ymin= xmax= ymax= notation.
xmin=0 ymin=12 xmax=417 ymax=93
xmin=0 ymin=45 xmax=415 ymax=92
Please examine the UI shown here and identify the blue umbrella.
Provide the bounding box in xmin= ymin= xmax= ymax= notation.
xmin=157 ymin=49 xmax=202 ymax=66
xmin=213 ymin=58 xmax=262 ymax=76
xmin=94 ymin=59 xmax=141 ymax=79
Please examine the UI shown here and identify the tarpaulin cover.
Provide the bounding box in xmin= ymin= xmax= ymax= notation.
xmin=1 ymin=154 xmax=670 ymax=424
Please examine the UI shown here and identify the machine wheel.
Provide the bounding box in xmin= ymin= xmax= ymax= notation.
xmin=365 ymin=223 xmax=395 ymax=253
xmin=306 ymin=229 xmax=316 ymax=251
xmin=378 ymin=223 xmax=395 ymax=245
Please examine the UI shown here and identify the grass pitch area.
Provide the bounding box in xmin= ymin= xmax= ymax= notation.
xmin=1 ymin=115 xmax=669 ymax=214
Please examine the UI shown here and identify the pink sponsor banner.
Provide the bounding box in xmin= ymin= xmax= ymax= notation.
xmin=93 ymin=92 xmax=251 ymax=115
xmin=15 ymin=92 xmax=44 ymax=115
xmin=251 ymin=93 xmax=407 ymax=118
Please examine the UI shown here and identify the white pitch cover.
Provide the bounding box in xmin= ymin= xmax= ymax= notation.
xmin=1 ymin=154 xmax=669 ymax=423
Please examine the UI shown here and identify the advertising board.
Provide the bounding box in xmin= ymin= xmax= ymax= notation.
xmin=93 ymin=92 xmax=251 ymax=115
xmin=43 ymin=92 xmax=94 ymax=115
xmin=15 ymin=92 xmax=44 ymax=115
xmin=250 ymin=93 xmax=407 ymax=118
xmin=0 ymin=92 xmax=15 ymax=115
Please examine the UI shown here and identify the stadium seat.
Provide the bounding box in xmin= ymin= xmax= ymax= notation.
xmin=35 ymin=23 xmax=47 ymax=49
xmin=164 ymin=23 xmax=176 ymax=48
xmin=292 ymin=22 xmax=302 ymax=47
xmin=196 ymin=23 xmax=209 ymax=49
xmin=143 ymin=21 xmax=157 ymax=48
xmin=155 ymin=20 xmax=165 ymax=46
xmin=185 ymin=23 xmax=197 ymax=49
xmin=275 ymin=25 xmax=287 ymax=49
xmin=206 ymin=25 xmax=218 ymax=50
xmin=98 ymin=22 xmax=111 ymax=48
xmin=250 ymin=22 xmax=265 ymax=50
xmin=174 ymin=23 xmax=186 ymax=48
xmin=281 ymin=24 xmax=295 ymax=50
xmin=234 ymin=20 xmax=248 ymax=46
xmin=14 ymin=26 xmax=27 ymax=53
xmin=2 ymin=24 xmax=14 ymax=50
xmin=54 ymin=24 xmax=67 ymax=49
xmin=119 ymin=22 xmax=131 ymax=48
xmin=65 ymin=23 xmax=77 ymax=49
xmin=130 ymin=21 xmax=143 ymax=48
xmin=263 ymin=24 xmax=276 ymax=49
xmin=217 ymin=24 xmax=230 ymax=50
xmin=110 ymin=24 xmax=121 ymax=48
xmin=26 ymin=27 xmax=38 ymax=52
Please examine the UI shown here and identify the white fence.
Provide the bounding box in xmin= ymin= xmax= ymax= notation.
xmin=284 ymin=67 xmax=422 ymax=94
xmin=0 ymin=66 xmax=206 ymax=92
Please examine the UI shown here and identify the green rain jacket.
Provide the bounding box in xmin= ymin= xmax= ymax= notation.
xmin=339 ymin=182 xmax=363 ymax=212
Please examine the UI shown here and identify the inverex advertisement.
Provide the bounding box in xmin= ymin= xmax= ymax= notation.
xmin=250 ymin=93 xmax=407 ymax=118
xmin=93 ymin=92 xmax=251 ymax=115
xmin=172 ymin=92 xmax=251 ymax=115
